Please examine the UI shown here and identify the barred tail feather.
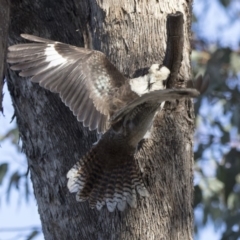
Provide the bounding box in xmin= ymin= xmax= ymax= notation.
xmin=67 ymin=146 xmax=149 ymax=212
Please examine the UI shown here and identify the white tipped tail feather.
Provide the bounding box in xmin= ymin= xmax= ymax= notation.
xmin=67 ymin=140 xmax=149 ymax=212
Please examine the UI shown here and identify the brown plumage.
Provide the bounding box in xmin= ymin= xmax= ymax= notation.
xmin=67 ymin=130 xmax=147 ymax=211
xmin=8 ymin=34 xmax=130 ymax=133
xmin=8 ymin=34 xmax=199 ymax=211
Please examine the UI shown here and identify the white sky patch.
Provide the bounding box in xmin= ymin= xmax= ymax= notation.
xmin=194 ymin=206 xmax=225 ymax=240
xmin=193 ymin=0 xmax=240 ymax=49
xmin=0 ymin=84 xmax=44 ymax=240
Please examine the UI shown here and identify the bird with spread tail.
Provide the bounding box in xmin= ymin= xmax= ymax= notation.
xmin=7 ymin=34 xmax=199 ymax=212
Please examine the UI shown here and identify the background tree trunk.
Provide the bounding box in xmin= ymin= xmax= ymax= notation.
xmin=6 ymin=0 xmax=194 ymax=239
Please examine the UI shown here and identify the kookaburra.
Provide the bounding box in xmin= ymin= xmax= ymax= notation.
xmin=8 ymin=34 xmax=199 ymax=212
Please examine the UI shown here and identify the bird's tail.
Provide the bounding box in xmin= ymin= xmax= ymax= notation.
xmin=67 ymin=144 xmax=149 ymax=212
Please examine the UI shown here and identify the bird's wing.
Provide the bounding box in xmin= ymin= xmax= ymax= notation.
xmin=110 ymin=88 xmax=199 ymax=123
xmin=8 ymin=34 xmax=128 ymax=133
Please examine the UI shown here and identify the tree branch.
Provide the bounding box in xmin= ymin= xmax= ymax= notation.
xmin=163 ymin=12 xmax=184 ymax=88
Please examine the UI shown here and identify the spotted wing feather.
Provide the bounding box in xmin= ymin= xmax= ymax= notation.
xmin=8 ymin=34 xmax=127 ymax=133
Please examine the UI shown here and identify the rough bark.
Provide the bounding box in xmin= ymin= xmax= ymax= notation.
xmin=6 ymin=0 xmax=194 ymax=239
xmin=0 ymin=0 xmax=10 ymax=113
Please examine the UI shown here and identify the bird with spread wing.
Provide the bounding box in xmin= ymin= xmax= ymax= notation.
xmin=7 ymin=34 xmax=199 ymax=212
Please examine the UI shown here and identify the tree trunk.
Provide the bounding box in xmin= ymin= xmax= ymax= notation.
xmin=0 ymin=0 xmax=10 ymax=113
xmin=6 ymin=0 xmax=194 ymax=239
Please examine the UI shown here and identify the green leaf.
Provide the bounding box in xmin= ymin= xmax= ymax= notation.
xmin=0 ymin=163 xmax=8 ymax=185
xmin=230 ymin=52 xmax=240 ymax=74
xmin=0 ymin=127 xmax=20 ymax=151
xmin=0 ymin=127 xmax=19 ymax=142
xmin=227 ymin=192 xmax=238 ymax=210
xmin=235 ymin=173 xmax=240 ymax=183
xmin=208 ymin=178 xmax=224 ymax=194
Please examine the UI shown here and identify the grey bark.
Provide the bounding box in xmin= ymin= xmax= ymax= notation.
xmin=0 ymin=0 xmax=10 ymax=113
xmin=6 ymin=0 xmax=194 ymax=239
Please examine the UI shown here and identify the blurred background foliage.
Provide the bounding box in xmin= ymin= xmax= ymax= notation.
xmin=192 ymin=0 xmax=240 ymax=239
xmin=0 ymin=0 xmax=240 ymax=239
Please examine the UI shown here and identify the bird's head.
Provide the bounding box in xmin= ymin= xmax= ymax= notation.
xmin=148 ymin=64 xmax=170 ymax=89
